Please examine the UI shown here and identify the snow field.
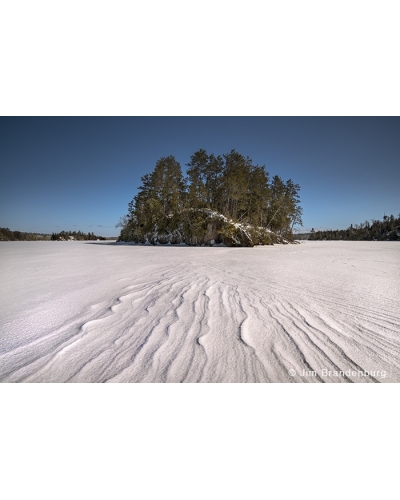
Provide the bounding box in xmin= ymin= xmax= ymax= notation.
xmin=0 ymin=241 xmax=399 ymax=382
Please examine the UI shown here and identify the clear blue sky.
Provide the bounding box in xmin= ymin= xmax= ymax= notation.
xmin=1 ymin=117 xmax=399 ymax=236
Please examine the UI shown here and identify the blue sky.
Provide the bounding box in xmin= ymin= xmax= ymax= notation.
xmin=1 ymin=116 xmax=399 ymax=236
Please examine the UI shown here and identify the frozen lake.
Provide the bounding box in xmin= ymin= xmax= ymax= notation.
xmin=1 ymin=240 xmax=399 ymax=382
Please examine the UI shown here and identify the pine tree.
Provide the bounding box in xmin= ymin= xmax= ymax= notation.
xmin=119 ymin=149 xmax=305 ymax=244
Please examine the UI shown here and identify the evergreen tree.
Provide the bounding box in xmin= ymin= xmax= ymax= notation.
xmin=221 ymin=149 xmax=252 ymax=220
xmin=246 ymin=164 xmax=270 ymax=227
xmin=119 ymin=149 xmax=306 ymax=244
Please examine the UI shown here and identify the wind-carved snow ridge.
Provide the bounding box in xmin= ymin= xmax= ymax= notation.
xmin=0 ymin=241 xmax=399 ymax=382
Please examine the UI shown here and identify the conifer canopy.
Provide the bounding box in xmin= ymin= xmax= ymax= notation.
xmin=118 ymin=149 xmax=303 ymax=246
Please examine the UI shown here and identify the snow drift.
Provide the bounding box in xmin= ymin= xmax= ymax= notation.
xmin=0 ymin=241 xmax=399 ymax=382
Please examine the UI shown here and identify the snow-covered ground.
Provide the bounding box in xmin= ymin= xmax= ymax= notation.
xmin=1 ymin=240 xmax=399 ymax=382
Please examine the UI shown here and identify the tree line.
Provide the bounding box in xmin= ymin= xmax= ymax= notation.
xmin=308 ymin=214 xmax=400 ymax=241
xmin=0 ymin=228 xmax=50 ymax=241
xmin=119 ymin=149 xmax=303 ymax=245
xmin=0 ymin=227 xmax=108 ymax=241
xmin=51 ymin=230 xmax=106 ymax=241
